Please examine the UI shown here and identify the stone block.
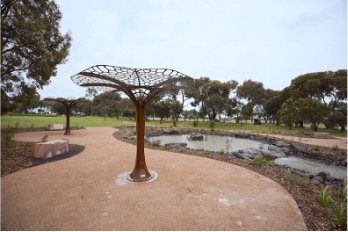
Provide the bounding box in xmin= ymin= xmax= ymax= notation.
xmin=35 ymin=140 xmax=69 ymax=159
xmin=48 ymin=124 xmax=64 ymax=130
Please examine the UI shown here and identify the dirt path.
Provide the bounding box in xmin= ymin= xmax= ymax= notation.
xmin=260 ymin=133 xmax=347 ymax=150
xmin=2 ymin=127 xmax=306 ymax=230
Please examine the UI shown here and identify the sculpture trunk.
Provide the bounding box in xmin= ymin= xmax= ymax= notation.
xmin=130 ymin=102 xmax=151 ymax=181
xmin=64 ymin=105 xmax=72 ymax=135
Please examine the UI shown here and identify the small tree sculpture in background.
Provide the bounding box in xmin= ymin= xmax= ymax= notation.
xmin=44 ymin=97 xmax=87 ymax=135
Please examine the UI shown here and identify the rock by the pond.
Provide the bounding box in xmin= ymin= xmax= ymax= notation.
xmin=290 ymin=143 xmax=310 ymax=153
xmin=162 ymin=128 xmax=180 ymax=135
xmin=234 ymin=148 xmax=262 ymax=160
xmin=188 ymin=133 xmax=203 ymax=141
xmin=268 ymin=145 xmax=289 ymax=156
xmin=234 ymin=132 xmax=251 ymax=138
xmin=273 ymin=141 xmax=291 ymax=148
xmin=260 ymin=150 xmax=286 ymax=159
xmin=164 ymin=143 xmax=187 ymax=149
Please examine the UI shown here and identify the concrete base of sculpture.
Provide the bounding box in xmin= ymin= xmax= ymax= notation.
xmin=48 ymin=124 xmax=64 ymax=131
xmin=35 ymin=140 xmax=69 ymax=159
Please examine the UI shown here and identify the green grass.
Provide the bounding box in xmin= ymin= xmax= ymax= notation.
xmin=1 ymin=115 xmax=346 ymax=137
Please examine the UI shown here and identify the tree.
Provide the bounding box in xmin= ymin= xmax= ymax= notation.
xmin=152 ymin=99 xmax=172 ymax=123
xmin=237 ymin=80 xmax=266 ymax=109
xmin=278 ymin=98 xmax=299 ymax=129
xmin=288 ymin=70 xmax=347 ymax=128
xmin=1 ymin=0 xmax=72 ymax=114
xmin=263 ymin=95 xmax=284 ymax=124
xmin=92 ymin=92 xmax=122 ymax=117
xmin=240 ymin=103 xmax=253 ymax=123
xmin=297 ymin=98 xmax=325 ymax=131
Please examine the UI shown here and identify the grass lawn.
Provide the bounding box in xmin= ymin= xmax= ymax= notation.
xmin=1 ymin=115 xmax=346 ymax=137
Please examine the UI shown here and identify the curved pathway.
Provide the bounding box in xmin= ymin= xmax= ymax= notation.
xmin=2 ymin=127 xmax=307 ymax=230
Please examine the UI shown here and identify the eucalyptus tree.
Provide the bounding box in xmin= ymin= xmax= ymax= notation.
xmin=1 ymin=0 xmax=72 ymax=114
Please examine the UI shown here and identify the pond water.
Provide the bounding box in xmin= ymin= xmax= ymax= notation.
xmin=149 ymin=134 xmax=346 ymax=179
xmin=275 ymin=156 xmax=347 ymax=179
xmin=148 ymin=134 xmax=267 ymax=152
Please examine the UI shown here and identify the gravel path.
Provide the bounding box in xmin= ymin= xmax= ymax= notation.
xmin=2 ymin=127 xmax=307 ymax=230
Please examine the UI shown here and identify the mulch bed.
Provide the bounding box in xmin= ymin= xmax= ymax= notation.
xmin=1 ymin=141 xmax=84 ymax=177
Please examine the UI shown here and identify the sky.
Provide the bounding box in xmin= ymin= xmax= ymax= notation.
xmin=38 ymin=0 xmax=347 ymax=99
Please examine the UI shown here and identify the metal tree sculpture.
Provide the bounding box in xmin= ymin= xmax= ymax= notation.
xmin=70 ymin=65 xmax=193 ymax=182
xmin=44 ymin=97 xmax=86 ymax=135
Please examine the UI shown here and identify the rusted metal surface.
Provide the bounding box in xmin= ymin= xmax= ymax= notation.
xmin=71 ymin=65 xmax=193 ymax=182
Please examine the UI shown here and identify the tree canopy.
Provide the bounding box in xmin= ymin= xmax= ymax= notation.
xmin=1 ymin=0 xmax=72 ymax=114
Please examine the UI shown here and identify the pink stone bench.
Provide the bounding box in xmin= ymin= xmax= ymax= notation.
xmin=35 ymin=140 xmax=69 ymax=159
xmin=47 ymin=124 xmax=64 ymax=131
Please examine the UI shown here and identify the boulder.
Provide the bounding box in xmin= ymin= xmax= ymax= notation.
xmin=273 ymin=141 xmax=291 ymax=148
xmin=188 ymin=133 xmax=204 ymax=141
xmin=234 ymin=148 xmax=262 ymax=160
xmin=260 ymin=150 xmax=286 ymax=159
xmin=164 ymin=143 xmax=187 ymax=149
xmin=268 ymin=145 xmax=290 ymax=155
xmin=234 ymin=132 xmax=251 ymax=138
xmin=162 ymin=129 xmax=180 ymax=135
xmin=290 ymin=143 xmax=310 ymax=153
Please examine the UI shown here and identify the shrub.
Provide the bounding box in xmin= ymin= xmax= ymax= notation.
xmin=251 ymin=157 xmax=267 ymax=166
xmin=42 ymin=134 xmax=49 ymax=142
xmin=329 ymin=199 xmax=347 ymax=226
xmin=219 ymin=149 xmax=225 ymax=155
xmin=268 ymin=160 xmax=275 ymax=167
xmin=284 ymin=168 xmax=295 ymax=182
xmin=193 ymin=120 xmax=198 ymax=127
xmin=172 ymin=119 xmax=177 ymax=127
xmin=316 ymin=186 xmax=332 ymax=206
xmin=151 ymin=139 xmax=161 ymax=147
xmin=1 ymin=128 xmax=16 ymax=149
xmin=342 ymin=179 xmax=347 ymax=199
xmin=209 ymin=120 xmax=215 ymax=130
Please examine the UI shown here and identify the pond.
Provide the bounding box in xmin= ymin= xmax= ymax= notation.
xmin=149 ymin=134 xmax=346 ymax=180
xmin=275 ymin=156 xmax=347 ymax=179
xmin=148 ymin=134 xmax=268 ymax=152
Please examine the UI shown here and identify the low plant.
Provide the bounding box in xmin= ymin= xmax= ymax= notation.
xmin=151 ymin=139 xmax=161 ymax=147
xmin=172 ymin=119 xmax=177 ymax=127
xmin=193 ymin=120 xmax=198 ymax=127
xmin=1 ymin=127 xmax=16 ymax=149
xmin=251 ymin=157 xmax=267 ymax=166
xmin=313 ymin=146 xmax=320 ymax=151
xmin=268 ymin=160 xmax=275 ymax=167
xmin=332 ymin=145 xmax=339 ymax=151
xmin=342 ymin=179 xmax=347 ymax=199
xmin=209 ymin=120 xmax=215 ymax=130
xmin=259 ymin=143 xmax=265 ymax=149
xmin=316 ymin=186 xmax=332 ymax=206
xmin=218 ymin=149 xmax=225 ymax=155
xmin=328 ymin=199 xmax=347 ymax=226
xmin=284 ymin=168 xmax=295 ymax=182
xmin=42 ymin=134 xmax=49 ymax=142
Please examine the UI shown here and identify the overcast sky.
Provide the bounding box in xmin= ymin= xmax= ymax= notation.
xmin=38 ymin=0 xmax=347 ymax=99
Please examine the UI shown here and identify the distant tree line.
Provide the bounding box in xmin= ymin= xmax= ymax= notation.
xmin=6 ymin=69 xmax=347 ymax=132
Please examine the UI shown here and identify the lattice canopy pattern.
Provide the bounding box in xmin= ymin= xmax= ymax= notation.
xmin=71 ymin=65 xmax=193 ymax=103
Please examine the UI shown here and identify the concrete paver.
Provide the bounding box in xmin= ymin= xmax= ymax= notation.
xmin=1 ymin=127 xmax=307 ymax=230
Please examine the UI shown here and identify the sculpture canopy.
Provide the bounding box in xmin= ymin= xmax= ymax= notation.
xmin=70 ymin=65 xmax=193 ymax=182
xmin=71 ymin=65 xmax=192 ymax=104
